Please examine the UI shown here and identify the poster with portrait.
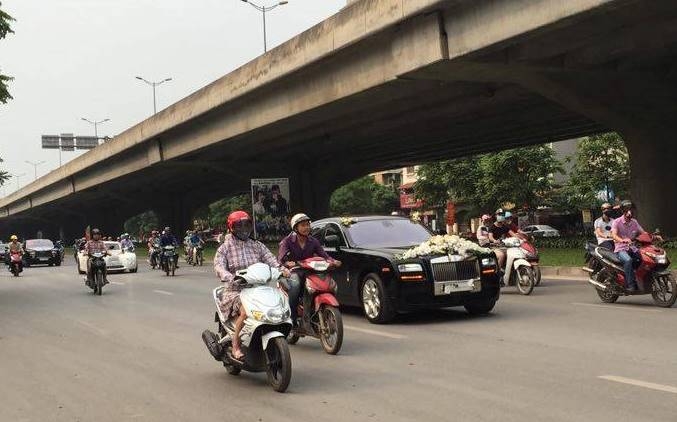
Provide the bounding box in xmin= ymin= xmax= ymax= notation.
xmin=251 ymin=178 xmax=291 ymax=241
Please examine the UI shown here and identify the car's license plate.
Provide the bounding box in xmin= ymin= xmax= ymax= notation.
xmin=39 ymin=257 xmax=49 ymax=261
xmin=436 ymin=280 xmax=476 ymax=295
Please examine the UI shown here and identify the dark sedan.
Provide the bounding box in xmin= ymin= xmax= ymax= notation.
xmin=23 ymin=239 xmax=62 ymax=266
xmin=311 ymin=216 xmax=501 ymax=323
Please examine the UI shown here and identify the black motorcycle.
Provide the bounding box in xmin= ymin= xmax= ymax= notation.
xmin=89 ymin=252 xmax=107 ymax=295
xmin=161 ymin=246 xmax=177 ymax=276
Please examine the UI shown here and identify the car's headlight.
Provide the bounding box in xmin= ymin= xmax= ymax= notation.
xmin=398 ymin=263 xmax=423 ymax=272
xmin=481 ymin=257 xmax=497 ymax=267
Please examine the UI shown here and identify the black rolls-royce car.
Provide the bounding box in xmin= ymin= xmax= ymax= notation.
xmin=311 ymin=216 xmax=501 ymax=323
xmin=23 ymin=238 xmax=62 ymax=266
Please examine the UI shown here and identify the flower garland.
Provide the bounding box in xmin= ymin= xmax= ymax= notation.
xmin=340 ymin=217 xmax=358 ymax=227
xmin=398 ymin=234 xmax=491 ymax=260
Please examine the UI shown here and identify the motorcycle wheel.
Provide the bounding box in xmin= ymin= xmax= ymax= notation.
xmin=516 ymin=266 xmax=535 ymax=295
xmin=595 ymin=270 xmax=619 ymax=303
xmin=95 ymin=272 xmax=103 ymax=296
xmin=265 ymin=337 xmax=292 ymax=393
xmin=534 ymin=266 xmax=542 ymax=286
xmin=287 ymin=331 xmax=300 ymax=345
xmin=319 ymin=305 xmax=343 ymax=355
xmin=165 ymin=261 xmax=170 ymax=276
xmin=171 ymin=261 xmax=176 ymax=276
xmin=224 ymin=361 xmax=241 ymax=376
xmin=12 ymin=266 xmax=18 ymax=277
xmin=651 ymin=274 xmax=677 ymax=308
xmin=198 ymin=253 xmax=203 ymax=266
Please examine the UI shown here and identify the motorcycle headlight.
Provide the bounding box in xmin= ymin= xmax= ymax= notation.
xmin=266 ymin=308 xmax=288 ymax=323
xmin=481 ymin=257 xmax=497 ymax=267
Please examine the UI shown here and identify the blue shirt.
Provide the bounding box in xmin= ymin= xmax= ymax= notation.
xmin=160 ymin=234 xmax=178 ymax=247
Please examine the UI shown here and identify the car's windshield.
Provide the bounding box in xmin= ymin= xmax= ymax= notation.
xmin=345 ymin=219 xmax=431 ymax=248
xmin=26 ymin=239 xmax=54 ymax=249
xmin=105 ymin=242 xmax=121 ymax=250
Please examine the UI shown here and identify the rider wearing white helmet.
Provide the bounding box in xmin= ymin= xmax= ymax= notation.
xmin=278 ymin=213 xmax=342 ymax=331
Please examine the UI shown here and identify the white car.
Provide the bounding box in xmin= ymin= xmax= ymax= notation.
xmin=522 ymin=225 xmax=560 ymax=237
xmin=77 ymin=241 xmax=138 ymax=274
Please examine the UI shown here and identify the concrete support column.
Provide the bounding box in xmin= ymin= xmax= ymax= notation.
xmin=154 ymin=196 xmax=198 ymax=235
xmin=290 ymin=168 xmax=335 ymax=219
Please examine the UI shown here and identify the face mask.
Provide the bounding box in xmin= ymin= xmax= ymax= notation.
xmin=232 ymin=221 xmax=253 ymax=241
xmin=602 ymin=210 xmax=611 ymax=217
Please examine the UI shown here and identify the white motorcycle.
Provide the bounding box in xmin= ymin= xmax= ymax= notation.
xmin=202 ymin=263 xmax=293 ymax=393
xmin=497 ymin=237 xmax=536 ymax=295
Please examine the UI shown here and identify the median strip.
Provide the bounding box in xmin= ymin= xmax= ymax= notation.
xmin=598 ymin=375 xmax=677 ymax=395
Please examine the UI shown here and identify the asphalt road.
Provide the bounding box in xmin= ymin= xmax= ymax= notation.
xmin=1 ymin=260 xmax=675 ymax=422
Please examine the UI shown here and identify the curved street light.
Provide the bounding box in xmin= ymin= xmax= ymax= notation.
xmin=240 ymin=1 xmax=289 ymax=53
xmin=81 ymin=117 xmax=110 ymax=139
xmin=135 ymin=76 xmax=173 ymax=115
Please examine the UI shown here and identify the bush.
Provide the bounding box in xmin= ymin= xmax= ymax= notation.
xmin=532 ymin=236 xmax=590 ymax=249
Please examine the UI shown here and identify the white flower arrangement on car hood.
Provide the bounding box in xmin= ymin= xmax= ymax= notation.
xmin=398 ymin=235 xmax=491 ymax=260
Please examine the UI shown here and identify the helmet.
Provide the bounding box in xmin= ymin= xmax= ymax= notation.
xmin=621 ymin=200 xmax=633 ymax=210
xmin=10 ymin=235 xmax=17 ymax=241
xmin=481 ymin=214 xmax=492 ymax=222
xmin=92 ymin=228 xmax=101 ymax=236
xmin=122 ymin=233 xmax=129 ymax=238
xmin=164 ymin=226 xmax=171 ymax=233
xmin=495 ymin=208 xmax=504 ymax=216
xmin=290 ymin=213 xmax=311 ymax=230
xmin=601 ymin=202 xmax=611 ymax=210
xmin=228 ymin=211 xmax=253 ymax=241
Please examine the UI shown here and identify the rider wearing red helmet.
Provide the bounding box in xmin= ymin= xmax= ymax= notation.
xmin=214 ymin=210 xmax=290 ymax=360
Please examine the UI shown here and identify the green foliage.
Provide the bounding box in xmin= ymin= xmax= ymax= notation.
xmin=0 ymin=2 xmax=15 ymax=105
xmin=330 ymin=176 xmax=399 ymax=216
xmin=564 ymin=133 xmax=630 ymax=209
xmin=123 ymin=211 xmax=159 ymax=236
xmin=0 ymin=157 xmax=9 ymax=186
xmin=414 ymin=144 xmax=563 ymax=213
xmin=532 ymin=236 xmax=590 ymax=249
xmin=208 ymin=194 xmax=252 ymax=227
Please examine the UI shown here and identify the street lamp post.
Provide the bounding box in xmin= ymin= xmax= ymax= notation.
xmin=12 ymin=173 xmax=25 ymax=191
xmin=81 ymin=117 xmax=110 ymax=139
xmin=135 ymin=76 xmax=173 ymax=115
xmin=25 ymin=160 xmax=46 ymax=181
xmin=240 ymin=0 xmax=288 ymax=53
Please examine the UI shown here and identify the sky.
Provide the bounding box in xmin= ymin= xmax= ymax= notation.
xmin=0 ymin=0 xmax=346 ymax=196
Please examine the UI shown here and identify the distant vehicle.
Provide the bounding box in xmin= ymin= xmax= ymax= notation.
xmin=521 ymin=225 xmax=560 ymax=237
xmin=76 ymin=241 xmax=138 ymax=274
xmin=23 ymin=239 xmax=62 ymax=266
xmin=0 ymin=243 xmax=7 ymax=262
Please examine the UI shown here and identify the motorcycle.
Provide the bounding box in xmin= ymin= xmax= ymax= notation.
xmin=8 ymin=250 xmax=23 ymax=276
xmin=494 ymin=237 xmax=536 ymax=295
xmin=282 ymin=257 xmax=343 ymax=355
xmin=583 ymin=232 xmax=676 ymax=307
xmin=161 ymin=245 xmax=177 ymax=276
xmin=519 ymin=237 xmax=542 ymax=286
xmin=201 ymin=263 xmax=293 ymax=392
xmin=149 ymin=240 xmax=161 ymax=269
xmin=88 ymin=252 xmax=107 ymax=296
xmin=192 ymin=244 xmax=204 ymax=267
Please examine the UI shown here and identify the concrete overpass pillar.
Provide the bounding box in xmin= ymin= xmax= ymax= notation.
xmin=291 ymin=169 xmax=335 ymax=219
xmin=154 ymin=196 xmax=198 ymax=235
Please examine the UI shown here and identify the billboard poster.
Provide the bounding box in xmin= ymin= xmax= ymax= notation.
xmin=251 ymin=178 xmax=291 ymax=241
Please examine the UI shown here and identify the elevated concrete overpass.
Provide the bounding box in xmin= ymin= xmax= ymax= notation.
xmin=2 ymin=0 xmax=677 ymax=239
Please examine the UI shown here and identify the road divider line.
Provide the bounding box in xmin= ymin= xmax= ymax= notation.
xmin=571 ymin=302 xmax=661 ymax=313
xmin=344 ymin=325 xmax=406 ymax=339
xmin=598 ymin=375 xmax=677 ymax=394
xmin=153 ymin=289 xmax=174 ymax=296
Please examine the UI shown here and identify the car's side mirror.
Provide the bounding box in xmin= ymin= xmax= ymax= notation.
xmin=325 ymin=234 xmax=341 ymax=249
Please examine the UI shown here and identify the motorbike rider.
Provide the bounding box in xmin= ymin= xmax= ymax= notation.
xmin=214 ymin=210 xmax=290 ymax=360
xmin=188 ymin=230 xmax=205 ymax=258
xmin=278 ymin=213 xmax=342 ymax=333
xmin=160 ymin=227 xmax=180 ymax=269
xmin=488 ymin=214 xmax=519 ymax=282
xmin=476 ymin=214 xmax=493 ymax=246
xmin=120 ymin=233 xmax=134 ymax=251
xmin=594 ymin=202 xmax=615 ymax=251
xmin=611 ymin=200 xmax=660 ymax=292
xmin=85 ymin=228 xmax=109 ymax=287
xmin=147 ymin=230 xmax=160 ymax=266
xmin=6 ymin=235 xmax=23 ymax=269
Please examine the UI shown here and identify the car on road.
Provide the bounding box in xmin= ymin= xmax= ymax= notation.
xmin=310 ymin=216 xmax=501 ymax=323
xmin=76 ymin=241 xmax=138 ymax=274
xmin=23 ymin=239 xmax=62 ymax=266
xmin=521 ymin=224 xmax=560 ymax=237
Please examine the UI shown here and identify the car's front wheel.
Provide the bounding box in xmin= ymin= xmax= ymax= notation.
xmin=464 ymin=297 xmax=497 ymax=315
xmin=361 ymin=273 xmax=395 ymax=324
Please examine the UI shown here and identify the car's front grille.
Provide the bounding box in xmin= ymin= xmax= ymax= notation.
xmin=431 ymin=260 xmax=480 ymax=282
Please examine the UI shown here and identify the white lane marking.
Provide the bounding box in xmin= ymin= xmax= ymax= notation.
xmin=344 ymin=325 xmax=406 ymax=339
xmin=153 ymin=289 xmax=174 ymax=296
xmin=76 ymin=320 xmax=106 ymax=336
xmin=599 ymin=376 xmax=677 ymax=395
xmin=571 ymin=302 xmax=662 ymax=313
xmin=110 ymin=281 xmax=125 ymax=285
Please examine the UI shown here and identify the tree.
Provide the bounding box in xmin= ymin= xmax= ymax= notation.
xmin=414 ymin=144 xmax=563 ymax=213
xmin=0 ymin=2 xmax=15 ymax=105
xmin=330 ymin=176 xmax=399 ymax=216
xmin=564 ymin=133 xmax=630 ymax=209
xmin=123 ymin=211 xmax=160 ymax=237
xmin=207 ymin=194 xmax=252 ymax=228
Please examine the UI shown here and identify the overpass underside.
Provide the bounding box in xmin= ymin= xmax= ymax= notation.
xmin=4 ymin=0 xmax=677 ymax=238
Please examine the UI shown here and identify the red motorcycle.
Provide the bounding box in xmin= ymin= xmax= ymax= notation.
xmin=8 ymin=251 xmax=23 ymax=277
xmin=584 ymin=232 xmax=676 ymax=307
xmin=282 ymin=257 xmax=343 ymax=355
xmin=519 ymin=238 xmax=541 ymax=286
